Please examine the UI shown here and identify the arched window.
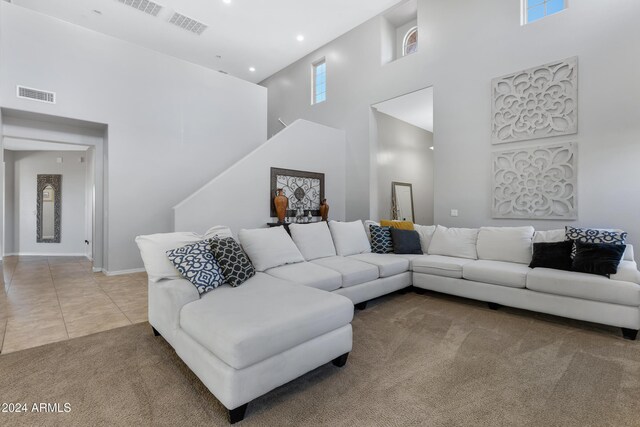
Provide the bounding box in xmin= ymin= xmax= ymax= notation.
xmin=402 ymin=27 xmax=418 ymax=56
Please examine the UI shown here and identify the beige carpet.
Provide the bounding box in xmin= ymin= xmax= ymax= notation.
xmin=1 ymin=291 xmax=640 ymax=427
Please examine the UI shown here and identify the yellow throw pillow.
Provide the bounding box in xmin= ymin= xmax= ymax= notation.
xmin=380 ymin=220 xmax=414 ymax=230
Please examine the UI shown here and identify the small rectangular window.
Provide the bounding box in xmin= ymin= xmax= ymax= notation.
xmin=312 ymin=58 xmax=326 ymax=105
xmin=523 ymin=0 xmax=565 ymax=24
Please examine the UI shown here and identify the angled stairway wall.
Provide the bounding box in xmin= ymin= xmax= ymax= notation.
xmin=174 ymin=120 xmax=346 ymax=235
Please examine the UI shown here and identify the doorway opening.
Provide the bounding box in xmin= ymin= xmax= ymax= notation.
xmin=370 ymin=86 xmax=434 ymax=225
xmin=1 ymin=109 xmax=107 ymax=271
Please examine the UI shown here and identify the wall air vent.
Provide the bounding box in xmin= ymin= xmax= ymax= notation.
xmin=17 ymin=86 xmax=56 ymax=104
xmin=168 ymin=12 xmax=208 ymax=35
xmin=117 ymin=0 xmax=163 ymax=17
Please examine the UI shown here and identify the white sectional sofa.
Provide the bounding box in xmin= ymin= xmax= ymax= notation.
xmin=136 ymin=221 xmax=640 ymax=424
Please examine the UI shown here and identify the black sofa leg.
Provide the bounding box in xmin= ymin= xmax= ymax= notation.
xmin=228 ymin=403 xmax=248 ymax=424
xmin=487 ymin=302 xmax=501 ymax=311
xmin=151 ymin=326 xmax=161 ymax=337
xmin=354 ymin=301 xmax=367 ymax=310
xmin=622 ymin=328 xmax=638 ymax=340
xmin=332 ymin=352 xmax=349 ymax=367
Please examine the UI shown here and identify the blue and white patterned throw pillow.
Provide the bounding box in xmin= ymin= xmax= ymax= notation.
xmin=565 ymin=226 xmax=627 ymax=258
xmin=370 ymin=224 xmax=394 ymax=254
xmin=166 ymin=239 xmax=225 ymax=294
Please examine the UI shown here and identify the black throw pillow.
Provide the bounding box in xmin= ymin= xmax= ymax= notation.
xmin=571 ymin=241 xmax=626 ymax=277
xmin=390 ymin=228 xmax=422 ymax=255
xmin=529 ymin=241 xmax=574 ymax=271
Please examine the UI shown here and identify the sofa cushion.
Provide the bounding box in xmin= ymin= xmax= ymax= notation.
xmin=166 ymin=239 xmax=224 ymax=294
xmin=533 ymin=229 xmax=565 ymax=243
xmin=179 ymin=273 xmax=354 ymax=370
xmin=210 ymin=237 xmax=256 ymax=287
xmin=571 ymin=241 xmax=626 ymax=277
xmin=328 ymin=220 xmax=371 ymax=256
xmin=476 ymin=226 xmax=534 ymax=264
xmin=289 ymin=222 xmax=337 ymax=261
xmin=412 ymin=255 xmax=475 ymax=278
xmin=348 ymin=253 xmax=410 ymax=278
xmin=463 ymin=260 xmax=530 ymax=288
xmin=390 ymin=228 xmax=423 ymax=254
xmin=428 ymin=225 xmax=479 ymax=260
xmin=136 ymin=226 xmax=232 ymax=282
xmin=369 ymin=225 xmax=394 ymax=254
xmin=266 ymin=262 xmax=342 ymax=291
xmin=238 ymin=226 xmax=304 ymax=271
xmin=526 ymin=268 xmax=640 ymax=306
xmin=414 ymin=225 xmax=436 ymax=254
xmin=311 ymin=256 xmax=379 ymax=287
xmin=611 ymin=260 xmax=640 ymax=284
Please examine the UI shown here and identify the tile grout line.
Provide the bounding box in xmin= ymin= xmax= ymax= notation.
xmin=92 ymin=268 xmax=134 ymax=326
xmin=48 ymin=259 xmax=71 ymax=340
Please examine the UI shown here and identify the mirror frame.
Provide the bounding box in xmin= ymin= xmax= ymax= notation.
xmin=391 ymin=181 xmax=415 ymax=222
xmin=37 ymin=174 xmax=62 ymax=243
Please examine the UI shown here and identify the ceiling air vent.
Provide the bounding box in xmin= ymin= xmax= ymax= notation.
xmin=17 ymin=86 xmax=56 ymax=104
xmin=116 ymin=0 xmax=163 ymax=17
xmin=168 ymin=12 xmax=208 ymax=35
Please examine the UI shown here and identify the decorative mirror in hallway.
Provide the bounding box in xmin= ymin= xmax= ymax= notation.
xmin=37 ymin=174 xmax=62 ymax=243
xmin=391 ymin=181 xmax=415 ymax=222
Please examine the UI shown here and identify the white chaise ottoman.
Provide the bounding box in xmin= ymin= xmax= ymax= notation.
xmin=157 ymin=273 xmax=354 ymax=423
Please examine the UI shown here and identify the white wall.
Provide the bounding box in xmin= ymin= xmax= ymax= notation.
xmin=174 ymin=120 xmax=346 ymax=236
xmin=6 ymin=150 xmax=87 ymax=255
xmin=0 ymin=3 xmax=267 ymax=272
xmin=261 ymin=0 xmax=640 ymax=258
xmin=374 ymin=112 xmax=433 ymax=225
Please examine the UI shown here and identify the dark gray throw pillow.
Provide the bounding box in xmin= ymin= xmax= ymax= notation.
xmin=209 ymin=237 xmax=255 ymax=287
xmin=571 ymin=241 xmax=626 ymax=277
xmin=390 ymin=228 xmax=422 ymax=255
xmin=529 ymin=241 xmax=573 ymax=271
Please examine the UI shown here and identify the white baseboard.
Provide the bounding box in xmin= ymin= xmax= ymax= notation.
xmin=103 ymin=268 xmax=146 ymax=276
xmin=4 ymin=252 xmax=90 ymax=258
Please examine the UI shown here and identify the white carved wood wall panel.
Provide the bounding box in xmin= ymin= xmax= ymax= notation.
xmin=491 ymin=57 xmax=578 ymax=144
xmin=493 ymin=142 xmax=577 ymax=219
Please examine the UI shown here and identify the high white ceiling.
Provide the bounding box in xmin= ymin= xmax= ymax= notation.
xmin=12 ymin=0 xmax=402 ymax=83
xmin=372 ymin=87 xmax=434 ymax=132
xmin=3 ymin=137 xmax=90 ymax=151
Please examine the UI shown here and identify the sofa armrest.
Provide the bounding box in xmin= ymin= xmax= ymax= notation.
xmin=148 ymin=278 xmax=199 ymax=340
xmin=611 ymin=260 xmax=640 ymax=284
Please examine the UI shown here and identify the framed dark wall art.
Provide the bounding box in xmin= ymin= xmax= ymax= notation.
xmin=270 ymin=168 xmax=325 ymax=217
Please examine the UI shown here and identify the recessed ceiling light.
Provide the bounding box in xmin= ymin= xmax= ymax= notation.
xmin=249 ymin=67 xmax=256 ymax=72
xmin=296 ymin=34 xmax=305 ymax=42
xmin=223 ymin=0 xmax=231 ymax=3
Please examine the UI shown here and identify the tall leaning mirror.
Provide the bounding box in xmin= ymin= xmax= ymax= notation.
xmin=391 ymin=181 xmax=415 ymax=222
xmin=37 ymin=174 xmax=62 ymax=243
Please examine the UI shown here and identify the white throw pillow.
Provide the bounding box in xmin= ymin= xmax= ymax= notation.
xmin=476 ymin=226 xmax=535 ymax=264
xmin=238 ymin=226 xmax=304 ymax=272
xmin=135 ymin=232 xmax=204 ymax=282
xmin=533 ymin=229 xmax=566 ymax=243
xmin=414 ymin=224 xmax=436 ymax=254
xmin=289 ymin=222 xmax=337 ymax=261
xmin=428 ymin=225 xmax=479 ymax=259
xmin=328 ymin=220 xmax=371 ymax=256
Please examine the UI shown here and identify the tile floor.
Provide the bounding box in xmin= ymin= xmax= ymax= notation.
xmin=0 ymin=256 xmax=148 ymax=354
